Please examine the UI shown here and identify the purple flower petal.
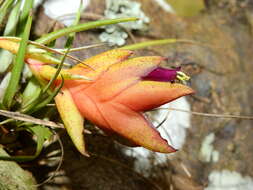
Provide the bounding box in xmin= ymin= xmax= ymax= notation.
xmin=143 ymin=67 xmax=180 ymax=82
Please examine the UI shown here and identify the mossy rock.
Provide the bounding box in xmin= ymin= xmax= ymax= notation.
xmin=0 ymin=148 xmax=37 ymax=190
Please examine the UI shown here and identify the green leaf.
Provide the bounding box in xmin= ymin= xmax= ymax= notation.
xmin=0 ymin=0 xmax=15 ymax=26
xmin=120 ymin=39 xmax=177 ymax=50
xmin=17 ymin=0 xmax=34 ymax=36
xmin=32 ymin=77 xmax=64 ymax=113
xmin=3 ymin=13 xmax=32 ymax=108
xmin=36 ymin=17 xmax=138 ymax=45
xmin=0 ymin=1 xmax=21 ymax=73
xmin=64 ymin=0 xmax=83 ymax=48
xmin=27 ymin=49 xmax=70 ymax=113
xmin=120 ymin=38 xmax=198 ymax=50
xmin=21 ymin=77 xmax=42 ymax=109
xmin=27 ymin=125 xmax=53 ymax=156
xmin=22 ymin=48 xmax=69 ymax=114
xmin=0 ymin=102 xmax=5 ymax=110
xmin=3 ymin=0 xmax=21 ymax=36
xmin=0 ymin=125 xmax=52 ymax=162
xmin=42 ymin=48 xmax=69 ymax=94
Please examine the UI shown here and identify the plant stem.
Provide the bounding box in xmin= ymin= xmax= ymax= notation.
xmin=36 ymin=17 xmax=138 ymax=45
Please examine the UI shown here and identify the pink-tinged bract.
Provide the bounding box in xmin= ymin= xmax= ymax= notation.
xmin=26 ymin=49 xmax=194 ymax=154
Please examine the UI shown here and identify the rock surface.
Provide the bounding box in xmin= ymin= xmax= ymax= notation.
xmin=0 ymin=147 xmax=37 ymax=190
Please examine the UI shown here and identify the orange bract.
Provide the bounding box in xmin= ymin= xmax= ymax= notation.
xmin=26 ymin=49 xmax=194 ymax=155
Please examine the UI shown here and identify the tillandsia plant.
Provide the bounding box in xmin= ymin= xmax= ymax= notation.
xmin=26 ymin=49 xmax=194 ymax=155
xmin=0 ymin=0 xmax=193 ymax=161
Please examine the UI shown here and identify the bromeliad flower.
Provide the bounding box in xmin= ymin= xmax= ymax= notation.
xmin=26 ymin=49 xmax=194 ymax=155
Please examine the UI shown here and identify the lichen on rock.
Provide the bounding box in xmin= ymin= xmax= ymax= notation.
xmin=99 ymin=0 xmax=150 ymax=46
xmin=205 ymin=170 xmax=253 ymax=190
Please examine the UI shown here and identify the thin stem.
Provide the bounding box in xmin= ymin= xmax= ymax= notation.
xmin=34 ymin=129 xmax=64 ymax=187
xmin=153 ymin=108 xmax=253 ymax=120
xmin=0 ymin=109 xmax=64 ymax=128
xmin=120 ymin=39 xmax=206 ymax=50
xmin=55 ymin=43 xmax=107 ymax=53
xmin=36 ymin=17 xmax=138 ymax=45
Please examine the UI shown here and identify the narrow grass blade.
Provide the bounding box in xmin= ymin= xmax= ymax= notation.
xmin=36 ymin=17 xmax=138 ymax=45
xmin=3 ymin=0 xmax=21 ymax=36
xmin=0 ymin=1 xmax=21 ymax=73
xmin=21 ymin=77 xmax=41 ymax=108
xmin=0 ymin=72 xmax=11 ymax=103
xmin=119 ymin=38 xmax=202 ymax=50
xmin=120 ymin=39 xmax=178 ymax=50
xmin=42 ymin=48 xmax=70 ymax=93
xmin=33 ymin=77 xmax=64 ymax=112
xmin=3 ymin=13 xmax=32 ymax=108
xmin=0 ymin=102 xmax=5 ymax=109
xmin=0 ymin=0 xmax=15 ymax=26
xmin=17 ymin=0 xmax=34 ymax=35
xmin=65 ymin=0 xmax=83 ymax=48
xmin=0 ymin=125 xmax=53 ymax=162
xmin=22 ymin=48 xmax=69 ymax=114
xmin=55 ymin=43 xmax=107 ymax=53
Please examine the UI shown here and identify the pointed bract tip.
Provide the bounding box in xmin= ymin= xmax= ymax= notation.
xmin=185 ymin=87 xmax=195 ymax=96
xmin=168 ymin=146 xmax=178 ymax=153
xmin=156 ymin=141 xmax=178 ymax=153
xmin=77 ymin=146 xmax=90 ymax=157
xmin=82 ymin=150 xmax=90 ymax=157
